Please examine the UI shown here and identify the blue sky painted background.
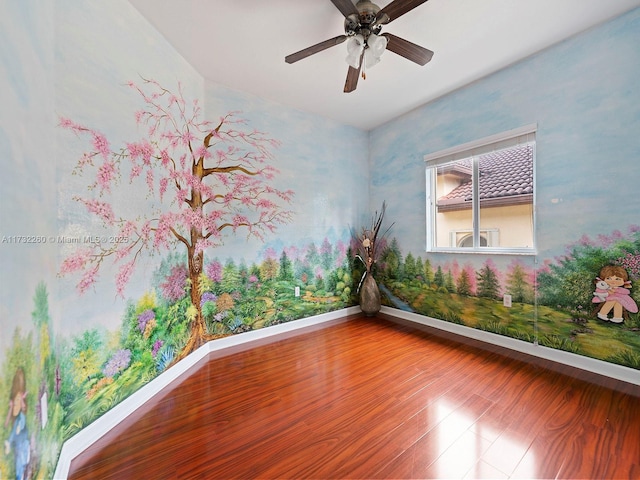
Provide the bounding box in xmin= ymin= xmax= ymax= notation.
xmin=1 ymin=0 xmax=56 ymax=355
xmin=369 ymin=8 xmax=640 ymax=263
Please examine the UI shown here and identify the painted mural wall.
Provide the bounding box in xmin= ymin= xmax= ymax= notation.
xmin=0 ymin=1 xmax=368 ymax=478
xmin=1 ymin=0 xmax=639 ymax=478
xmin=369 ymin=8 xmax=640 ymax=371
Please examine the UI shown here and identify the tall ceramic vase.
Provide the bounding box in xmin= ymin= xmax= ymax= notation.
xmin=359 ymin=273 xmax=381 ymax=316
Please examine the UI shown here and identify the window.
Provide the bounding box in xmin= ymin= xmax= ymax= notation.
xmin=425 ymin=125 xmax=536 ymax=253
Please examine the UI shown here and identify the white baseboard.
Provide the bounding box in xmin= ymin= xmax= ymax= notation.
xmin=53 ymin=306 xmax=360 ymax=480
xmin=380 ymin=306 xmax=640 ymax=387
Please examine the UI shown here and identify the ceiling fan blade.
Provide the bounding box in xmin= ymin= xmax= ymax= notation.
xmin=344 ymin=66 xmax=360 ymax=93
xmin=376 ymin=0 xmax=429 ymax=25
xmin=344 ymin=51 xmax=364 ymax=93
xmin=330 ymin=0 xmax=359 ymax=18
xmin=285 ymin=35 xmax=347 ymax=64
xmin=382 ymin=33 xmax=434 ymax=65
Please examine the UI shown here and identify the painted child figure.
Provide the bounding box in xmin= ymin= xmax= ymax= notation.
xmin=593 ymin=265 xmax=638 ymax=323
xmin=4 ymin=367 xmax=30 ymax=480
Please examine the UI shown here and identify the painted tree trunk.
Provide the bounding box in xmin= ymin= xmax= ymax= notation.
xmin=176 ymin=159 xmax=211 ymax=361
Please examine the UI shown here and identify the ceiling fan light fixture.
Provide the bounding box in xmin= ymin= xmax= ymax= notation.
xmin=364 ymin=32 xmax=387 ymax=68
xmin=345 ymin=34 xmax=365 ymax=68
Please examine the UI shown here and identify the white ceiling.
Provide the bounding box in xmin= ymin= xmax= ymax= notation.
xmin=128 ymin=0 xmax=640 ymax=130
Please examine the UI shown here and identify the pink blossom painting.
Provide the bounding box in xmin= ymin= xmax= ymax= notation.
xmin=59 ymin=78 xmax=294 ymax=361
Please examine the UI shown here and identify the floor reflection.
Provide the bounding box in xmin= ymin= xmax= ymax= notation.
xmin=423 ymin=399 xmax=537 ymax=479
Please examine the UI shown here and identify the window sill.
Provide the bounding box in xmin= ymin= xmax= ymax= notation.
xmin=428 ymin=248 xmax=537 ymax=256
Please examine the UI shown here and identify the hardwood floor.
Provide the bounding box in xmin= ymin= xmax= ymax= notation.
xmin=68 ymin=314 xmax=640 ymax=479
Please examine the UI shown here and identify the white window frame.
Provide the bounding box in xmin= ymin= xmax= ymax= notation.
xmin=424 ymin=124 xmax=537 ymax=255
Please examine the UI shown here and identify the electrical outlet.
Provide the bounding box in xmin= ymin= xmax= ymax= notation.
xmin=503 ymin=294 xmax=512 ymax=308
xmin=294 ymin=286 xmax=300 ymax=297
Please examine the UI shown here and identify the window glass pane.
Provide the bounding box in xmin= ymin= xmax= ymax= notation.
xmin=434 ymin=160 xmax=473 ymax=248
xmin=430 ymin=142 xmax=534 ymax=251
xmin=478 ymin=144 xmax=534 ymax=248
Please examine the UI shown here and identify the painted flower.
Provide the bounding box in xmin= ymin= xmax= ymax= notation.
xmin=86 ymin=377 xmax=114 ymax=400
xmin=138 ymin=309 xmax=155 ymax=333
xmin=201 ymin=292 xmax=217 ymax=306
xmin=206 ymin=260 xmax=223 ymax=283
xmin=143 ymin=318 xmax=157 ymax=339
xmin=213 ymin=311 xmax=228 ymax=323
xmin=103 ymin=349 xmax=132 ymax=378
xmin=617 ymin=252 xmax=640 ymax=280
xmin=160 ymin=264 xmax=188 ymax=302
xmin=152 ymin=340 xmax=164 ymax=358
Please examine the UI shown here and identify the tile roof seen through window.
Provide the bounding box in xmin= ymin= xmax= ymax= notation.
xmin=437 ymin=144 xmax=533 ymax=207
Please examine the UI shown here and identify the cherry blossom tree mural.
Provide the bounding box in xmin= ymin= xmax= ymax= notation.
xmin=59 ymin=78 xmax=294 ymax=361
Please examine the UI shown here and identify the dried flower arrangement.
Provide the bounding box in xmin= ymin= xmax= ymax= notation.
xmin=354 ymin=201 xmax=394 ymax=292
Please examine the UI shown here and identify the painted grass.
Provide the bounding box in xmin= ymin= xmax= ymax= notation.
xmin=387 ymin=283 xmax=640 ymax=370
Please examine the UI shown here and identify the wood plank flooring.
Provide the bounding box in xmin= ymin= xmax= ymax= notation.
xmin=68 ymin=314 xmax=640 ymax=479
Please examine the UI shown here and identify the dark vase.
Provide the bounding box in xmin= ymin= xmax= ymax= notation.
xmin=359 ymin=273 xmax=381 ymax=316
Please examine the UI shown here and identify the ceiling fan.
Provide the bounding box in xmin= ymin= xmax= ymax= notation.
xmin=285 ymin=0 xmax=434 ymax=93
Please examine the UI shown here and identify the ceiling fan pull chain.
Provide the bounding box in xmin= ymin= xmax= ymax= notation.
xmin=362 ymin=52 xmax=367 ymax=80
